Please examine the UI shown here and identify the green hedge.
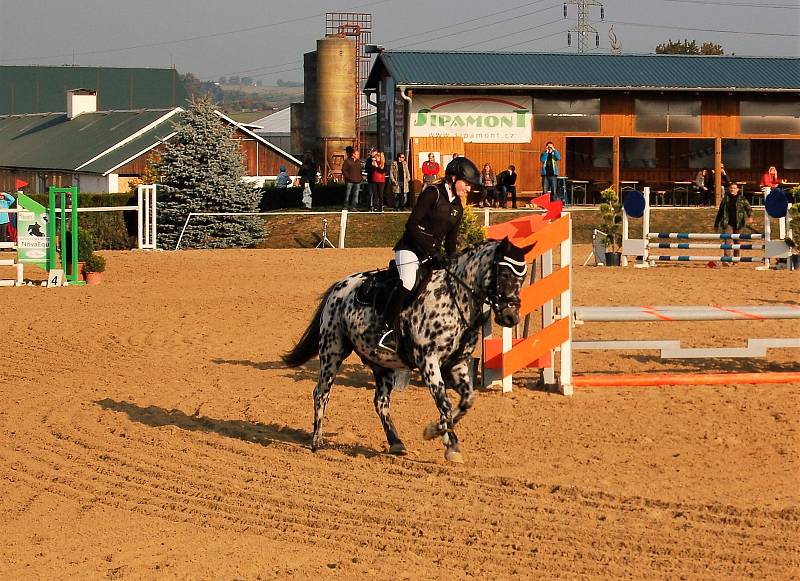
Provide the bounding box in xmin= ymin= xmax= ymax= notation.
xmin=28 ymin=192 xmax=135 ymax=250
xmin=23 ymin=191 xmax=754 ymax=250
xmin=259 ymin=184 xmax=346 ymax=210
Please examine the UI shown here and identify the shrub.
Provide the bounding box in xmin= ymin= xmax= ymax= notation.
xmin=785 ymin=202 xmax=800 ymax=254
xmin=457 ymin=204 xmax=485 ymax=249
xmin=259 ymin=183 xmax=347 ymax=211
xmin=29 ymin=192 xmax=133 ymax=250
xmin=84 ymin=252 xmax=106 ymax=273
xmin=597 ymin=186 xmax=622 ymax=252
xmin=64 ymin=228 xmax=95 ymax=264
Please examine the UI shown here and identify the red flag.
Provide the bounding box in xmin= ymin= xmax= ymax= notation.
xmin=15 ymin=179 xmax=28 ymax=190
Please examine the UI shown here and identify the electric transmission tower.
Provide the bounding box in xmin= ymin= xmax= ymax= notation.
xmin=564 ymin=0 xmax=605 ymax=52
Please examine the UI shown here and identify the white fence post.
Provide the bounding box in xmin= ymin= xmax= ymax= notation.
xmin=338 ymin=210 xmax=348 ymax=249
xmin=137 ymin=184 xmax=157 ymax=250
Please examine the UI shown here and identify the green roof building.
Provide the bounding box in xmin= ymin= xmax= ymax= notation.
xmin=364 ymin=51 xmax=800 ymax=204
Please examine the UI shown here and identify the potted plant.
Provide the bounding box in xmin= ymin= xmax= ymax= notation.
xmin=783 ymin=201 xmax=800 ymax=271
xmin=597 ymin=186 xmax=623 ymax=266
xmin=83 ymin=252 xmax=106 ymax=285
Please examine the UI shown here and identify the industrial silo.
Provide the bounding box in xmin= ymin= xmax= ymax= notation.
xmin=316 ymin=35 xmax=356 ymax=180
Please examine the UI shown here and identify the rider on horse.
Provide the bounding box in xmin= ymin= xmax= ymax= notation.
xmin=378 ymin=156 xmax=483 ymax=352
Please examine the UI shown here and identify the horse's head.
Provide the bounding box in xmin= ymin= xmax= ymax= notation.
xmin=488 ymin=237 xmax=535 ymax=327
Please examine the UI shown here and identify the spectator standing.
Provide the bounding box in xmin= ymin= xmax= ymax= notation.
xmin=382 ymin=153 xmax=394 ymax=209
xmin=695 ymin=168 xmax=711 ymax=206
xmin=421 ymin=153 xmax=440 ymax=187
xmin=479 ymin=163 xmax=497 ymax=207
xmin=298 ymin=154 xmax=317 ymax=189
xmin=391 ymin=153 xmax=411 ymax=209
xmin=298 ymin=154 xmax=317 ymax=208
xmin=0 ymin=192 xmax=15 ymax=243
xmin=275 ymin=165 xmax=293 ymax=189
xmin=709 ymin=164 xmax=731 ymax=199
xmin=540 ymin=141 xmax=561 ymax=200
xmin=714 ymin=182 xmax=753 ymax=262
xmin=497 ymin=165 xmax=518 ymax=208
xmin=342 ymin=147 xmax=363 ymax=210
xmin=369 ymin=151 xmax=387 ymax=212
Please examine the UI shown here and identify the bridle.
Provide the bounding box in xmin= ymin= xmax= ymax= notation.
xmin=437 ymin=248 xmax=528 ymax=328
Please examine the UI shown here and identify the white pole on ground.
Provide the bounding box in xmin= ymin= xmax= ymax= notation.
xmin=484 ymin=207 xmax=490 ymax=228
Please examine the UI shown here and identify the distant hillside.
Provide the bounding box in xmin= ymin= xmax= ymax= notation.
xmin=182 ymin=72 xmax=303 ymax=114
xmin=218 ymin=83 xmax=303 ymax=113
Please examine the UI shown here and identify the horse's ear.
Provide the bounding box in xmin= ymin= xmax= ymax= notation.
xmin=499 ymin=236 xmax=511 ymax=252
xmin=520 ymin=242 xmax=536 ymax=258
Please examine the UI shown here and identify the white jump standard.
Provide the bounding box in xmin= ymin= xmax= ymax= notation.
xmin=621 ymin=187 xmax=792 ymax=268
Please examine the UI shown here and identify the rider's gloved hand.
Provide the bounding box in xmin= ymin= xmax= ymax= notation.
xmin=428 ymin=254 xmax=448 ymax=269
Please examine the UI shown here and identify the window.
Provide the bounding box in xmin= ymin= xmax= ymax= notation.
xmin=785 ymin=140 xmax=800 ymax=170
xmin=621 ymin=138 xmax=657 ymax=168
xmin=534 ymin=98 xmax=600 ymax=132
xmin=722 ymin=139 xmax=750 ymax=168
xmin=688 ymin=139 xmax=715 ymax=169
xmin=592 ymin=138 xmax=613 ymax=167
xmin=635 ymin=99 xmax=701 ymax=133
xmin=740 ymin=101 xmax=800 ymax=135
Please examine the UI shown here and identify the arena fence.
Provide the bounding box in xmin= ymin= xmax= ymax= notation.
xmin=478 ymin=200 xmax=800 ymax=394
xmin=621 ymin=187 xmax=792 ymax=269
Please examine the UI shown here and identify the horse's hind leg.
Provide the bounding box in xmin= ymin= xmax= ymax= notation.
xmin=424 ymin=358 xmax=475 ymax=440
xmin=371 ymin=367 xmax=407 ymax=455
xmin=311 ymin=338 xmax=351 ymax=452
xmin=419 ymin=359 xmax=463 ymax=463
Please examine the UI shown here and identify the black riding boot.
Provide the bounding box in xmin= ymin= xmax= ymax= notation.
xmin=377 ymin=285 xmax=412 ymax=353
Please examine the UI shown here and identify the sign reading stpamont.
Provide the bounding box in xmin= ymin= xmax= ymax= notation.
xmin=411 ymin=96 xmax=532 ymax=143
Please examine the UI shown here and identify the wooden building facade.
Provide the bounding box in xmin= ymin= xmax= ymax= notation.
xmin=365 ymin=52 xmax=800 ymax=204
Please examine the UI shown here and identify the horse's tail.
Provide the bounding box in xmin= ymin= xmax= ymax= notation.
xmin=282 ymin=282 xmax=337 ymax=368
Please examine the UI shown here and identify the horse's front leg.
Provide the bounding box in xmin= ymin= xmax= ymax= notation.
xmin=423 ymin=358 xmax=475 ymax=444
xmin=311 ymin=338 xmax=350 ymax=452
xmin=420 ymin=358 xmax=463 ymax=463
xmin=371 ymin=367 xmax=407 ymax=455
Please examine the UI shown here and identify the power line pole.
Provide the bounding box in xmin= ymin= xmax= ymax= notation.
xmin=564 ymin=0 xmax=605 ymax=52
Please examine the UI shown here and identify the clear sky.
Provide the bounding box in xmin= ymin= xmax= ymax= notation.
xmin=1 ymin=0 xmax=797 ymax=84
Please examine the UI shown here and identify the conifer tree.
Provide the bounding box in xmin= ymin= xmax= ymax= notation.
xmin=157 ymin=96 xmax=263 ymax=249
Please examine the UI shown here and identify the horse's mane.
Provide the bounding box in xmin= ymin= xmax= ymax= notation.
xmin=455 ymin=238 xmax=499 ymax=261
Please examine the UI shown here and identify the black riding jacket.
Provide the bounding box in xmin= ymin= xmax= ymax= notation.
xmin=394 ymin=183 xmax=463 ymax=259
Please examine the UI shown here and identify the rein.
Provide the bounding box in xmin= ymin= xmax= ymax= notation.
xmin=437 ymin=249 xmax=528 ymax=328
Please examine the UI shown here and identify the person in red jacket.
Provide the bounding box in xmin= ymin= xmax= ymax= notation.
xmin=421 ymin=153 xmax=440 ymax=187
xmin=760 ymin=166 xmax=784 ymax=190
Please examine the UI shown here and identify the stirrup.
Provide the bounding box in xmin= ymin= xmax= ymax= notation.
xmin=377 ymin=328 xmax=397 ymax=353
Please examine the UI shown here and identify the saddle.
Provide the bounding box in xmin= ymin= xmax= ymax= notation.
xmin=355 ymin=259 xmax=432 ymax=312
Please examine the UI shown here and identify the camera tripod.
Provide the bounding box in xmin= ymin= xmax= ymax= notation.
xmin=315 ymin=218 xmax=335 ymax=249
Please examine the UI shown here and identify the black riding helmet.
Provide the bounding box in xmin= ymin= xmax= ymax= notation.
xmin=445 ymin=156 xmax=482 ymax=190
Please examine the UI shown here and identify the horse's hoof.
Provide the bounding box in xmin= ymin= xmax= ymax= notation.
xmin=445 ymin=449 xmax=464 ymax=464
xmin=389 ymin=443 xmax=408 ymax=456
xmin=422 ymin=423 xmax=439 ymax=440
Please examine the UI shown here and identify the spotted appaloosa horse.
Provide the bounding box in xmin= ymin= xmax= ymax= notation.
xmin=282 ymin=237 xmax=534 ymax=463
